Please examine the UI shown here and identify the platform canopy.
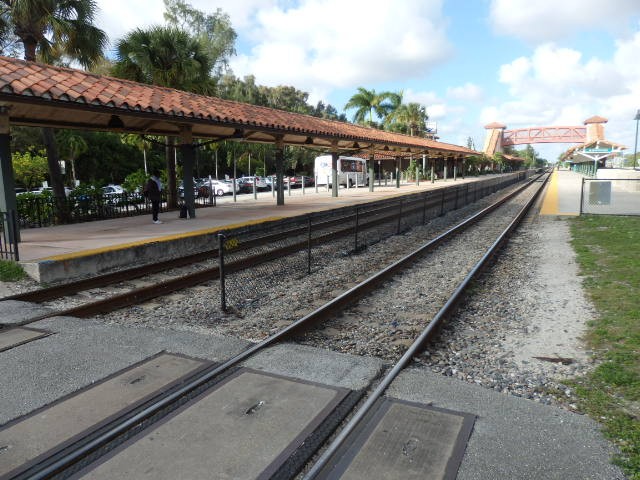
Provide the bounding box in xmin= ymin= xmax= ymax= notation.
xmin=561 ymin=139 xmax=626 ymax=163
xmin=0 ymin=56 xmax=478 ymax=158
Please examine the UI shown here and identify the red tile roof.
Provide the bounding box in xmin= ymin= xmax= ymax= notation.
xmin=583 ymin=115 xmax=608 ymax=124
xmin=0 ymin=56 xmax=478 ymax=156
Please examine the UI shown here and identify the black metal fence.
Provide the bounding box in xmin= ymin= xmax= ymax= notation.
xmin=15 ymin=191 xmax=221 ymax=228
xmin=0 ymin=210 xmax=19 ymax=261
xmin=217 ymin=172 xmax=529 ymax=311
xmin=580 ymin=178 xmax=640 ymax=216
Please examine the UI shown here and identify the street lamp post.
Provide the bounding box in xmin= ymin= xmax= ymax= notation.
xmin=634 ymin=109 xmax=640 ymax=170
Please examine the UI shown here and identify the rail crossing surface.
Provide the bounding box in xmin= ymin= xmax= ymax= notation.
xmin=0 ymin=313 xmax=623 ymax=479
xmin=0 ymin=172 xmax=625 ymax=479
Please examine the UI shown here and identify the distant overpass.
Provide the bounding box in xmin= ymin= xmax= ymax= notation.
xmin=483 ymin=116 xmax=608 ymax=156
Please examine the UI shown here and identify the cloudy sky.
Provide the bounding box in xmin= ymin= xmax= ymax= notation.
xmin=95 ymin=0 xmax=640 ymax=161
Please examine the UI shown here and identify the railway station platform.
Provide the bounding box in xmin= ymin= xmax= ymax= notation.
xmin=15 ymin=175 xmax=498 ymax=283
xmin=539 ymin=168 xmax=583 ymax=216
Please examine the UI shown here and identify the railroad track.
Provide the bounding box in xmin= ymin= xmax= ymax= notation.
xmin=2 ymin=178 xmax=517 ymax=328
xmin=1 ymin=173 xmax=548 ymax=480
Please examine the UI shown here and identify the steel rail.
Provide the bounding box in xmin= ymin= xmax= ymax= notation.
xmin=7 ymin=189 xmax=466 ymax=326
xmin=303 ymin=173 xmax=550 ymax=479
xmin=4 ymin=193 xmax=433 ymax=304
xmin=19 ymin=175 xmax=541 ymax=480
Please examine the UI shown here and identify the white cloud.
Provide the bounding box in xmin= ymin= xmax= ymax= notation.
xmin=489 ymin=0 xmax=640 ymax=43
xmin=446 ymin=82 xmax=484 ymax=102
xmin=229 ymin=0 xmax=452 ymax=92
xmin=96 ymin=0 xmax=275 ymax=50
xmin=481 ymin=32 xmax=640 ymax=159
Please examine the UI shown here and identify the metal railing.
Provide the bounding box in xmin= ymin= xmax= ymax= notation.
xmin=580 ymin=178 xmax=640 ymax=215
xmin=218 ymin=172 xmax=530 ymax=311
xmin=0 ymin=210 xmax=19 ymax=261
xmin=15 ymin=191 xmax=223 ymax=228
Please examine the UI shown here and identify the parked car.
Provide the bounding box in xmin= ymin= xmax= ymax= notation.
xmin=291 ymin=176 xmax=314 ymax=188
xmin=236 ymin=176 xmax=269 ymax=193
xmin=102 ymin=184 xmax=124 ymax=196
xmin=198 ymin=179 xmax=237 ymax=196
xmin=178 ymin=181 xmax=198 ymax=198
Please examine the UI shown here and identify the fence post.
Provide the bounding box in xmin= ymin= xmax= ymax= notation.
xmin=218 ymin=233 xmax=226 ymax=312
xmin=315 ymin=175 xmax=318 ymax=193
xmin=579 ymin=178 xmax=585 ymax=215
xmin=422 ymin=193 xmax=427 ymax=224
xmin=354 ymin=206 xmax=359 ymax=252
xmin=9 ymin=210 xmax=19 ymax=260
xmin=307 ymin=215 xmax=312 ymax=274
xmin=302 ymin=176 xmax=306 ymax=195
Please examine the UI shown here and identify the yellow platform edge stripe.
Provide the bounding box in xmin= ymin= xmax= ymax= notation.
xmin=37 ymin=216 xmax=286 ymax=262
xmin=539 ymin=170 xmax=559 ymax=215
xmin=36 ymin=183 xmax=464 ymax=263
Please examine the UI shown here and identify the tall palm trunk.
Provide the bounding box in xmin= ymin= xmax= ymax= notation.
xmin=165 ymin=136 xmax=177 ymax=209
xmin=23 ymin=41 xmax=68 ymax=221
xmin=42 ymin=127 xmax=69 ymax=222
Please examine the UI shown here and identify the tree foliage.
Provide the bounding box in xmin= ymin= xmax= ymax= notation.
xmin=112 ymin=26 xmax=215 ymax=94
xmin=163 ymin=0 xmax=236 ymax=77
xmin=0 ymin=0 xmax=107 ymax=67
xmin=344 ymin=87 xmax=394 ymax=126
xmin=56 ymin=129 xmax=88 ymax=184
xmin=12 ymin=149 xmax=48 ymax=189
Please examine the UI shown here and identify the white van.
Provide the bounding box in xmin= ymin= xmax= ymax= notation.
xmin=314 ymin=155 xmax=369 ymax=187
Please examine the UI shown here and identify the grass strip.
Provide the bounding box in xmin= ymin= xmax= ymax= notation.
xmin=569 ymin=215 xmax=640 ymax=479
xmin=0 ymin=259 xmax=26 ymax=281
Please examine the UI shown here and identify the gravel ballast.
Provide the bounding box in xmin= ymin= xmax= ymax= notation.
xmin=1 ymin=181 xmax=594 ymax=410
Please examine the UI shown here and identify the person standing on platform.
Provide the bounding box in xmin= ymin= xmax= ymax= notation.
xmin=144 ymin=170 xmax=163 ymax=224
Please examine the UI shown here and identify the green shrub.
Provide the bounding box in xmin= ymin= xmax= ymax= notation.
xmin=0 ymin=260 xmax=26 ymax=281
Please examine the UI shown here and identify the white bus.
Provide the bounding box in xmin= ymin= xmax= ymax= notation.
xmin=314 ymin=155 xmax=369 ymax=188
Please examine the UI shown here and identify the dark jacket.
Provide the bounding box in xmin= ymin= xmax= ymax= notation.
xmin=144 ymin=177 xmax=161 ymax=202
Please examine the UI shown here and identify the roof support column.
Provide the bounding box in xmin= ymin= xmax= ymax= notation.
xmin=331 ymin=146 xmax=339 ymax=198
xmin=275 ymin=137 xmax=285 ymax=205
xmin=395 ymin=156 xmax=401 ymax=188
xmin=368 ymin=150 xmax=375 ymax=192
xmin=179 ymin=126 xmax=196 ymax=218
xmin=0 ymin=106 xmax=18 ymax=242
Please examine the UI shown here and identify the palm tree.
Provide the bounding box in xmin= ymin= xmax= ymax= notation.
xmin=112 ymin=26 xmax=215 ymax=208
xmin=380 ymin=90 xmax=403 ymax=126
xmin=57 ymin=129 xmax=87 ymax=185
xmin=392 ymin=102 xmax=428 ymax=136
xmin=344 ymin=87 xmax=393 ymax=127
xmin=3 ymin=0 xmax=107 ymax=217
xmin=113 ymin=26 xmax=214 ymax=94
xmin=121 ymin=134 xmax=153 ymax=175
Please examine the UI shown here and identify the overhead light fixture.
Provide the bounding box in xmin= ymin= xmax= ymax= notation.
xmin=107 ymin=115 xmax=124 ymax=129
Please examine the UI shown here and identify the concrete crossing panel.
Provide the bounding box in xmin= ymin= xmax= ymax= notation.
xmin=0 ymin=327 xmax=50 ymax=352
xmin=74 ymin=369 xmax=349 ymax=480
xmin=319 ymin=399 xmax=474 ymax=480
xmin=0 ymin=352 xmax=208 ymax=478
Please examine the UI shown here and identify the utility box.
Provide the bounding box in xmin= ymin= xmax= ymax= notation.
xmin=589 ymin=181 xmax=611 ymax=205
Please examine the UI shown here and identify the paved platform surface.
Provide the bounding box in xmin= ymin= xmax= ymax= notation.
xmin=539 ymin=169 xmax=583 ymax=216
xmin=0 ymin=308 xmax=624 ymax=479
xmin=17 ymin=180 xmax=468 ymax=263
